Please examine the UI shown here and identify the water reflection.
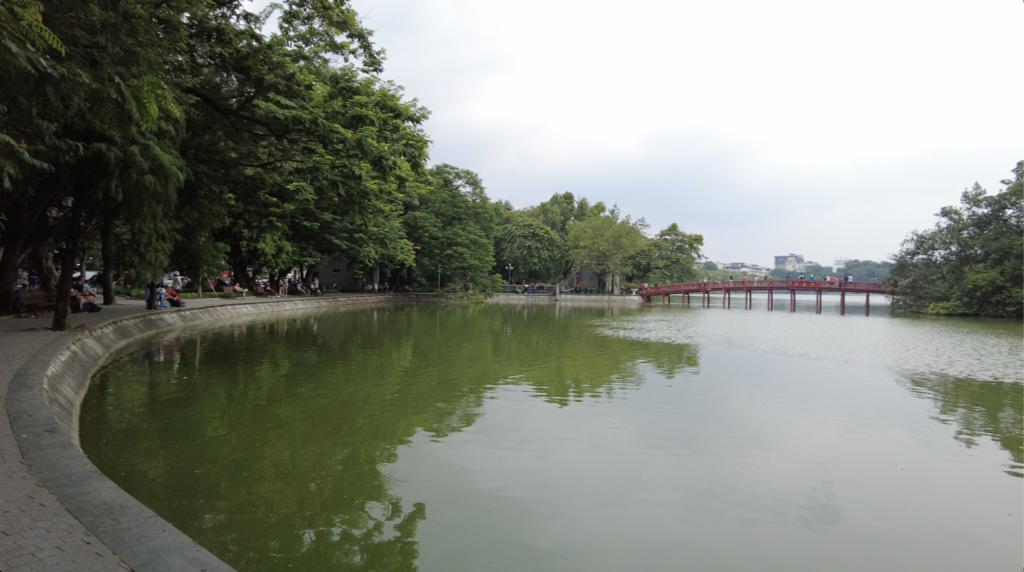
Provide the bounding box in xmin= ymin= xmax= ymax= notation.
xmin=82 ymin=305 xmax=695 ymax=572
xmin=903 ymin=375 xmax=1023 ymax=478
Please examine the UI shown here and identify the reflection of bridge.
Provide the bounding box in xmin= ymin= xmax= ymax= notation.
xmin=640 ymin=280 xmax=894 ymax=315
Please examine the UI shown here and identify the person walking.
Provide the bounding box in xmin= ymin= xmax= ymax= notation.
xmin=171 ymin=272 xmax=182 ymax=292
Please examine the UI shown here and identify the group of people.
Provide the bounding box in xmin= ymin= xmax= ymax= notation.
xmin=693 ymin=273 xmax=859 ymax=285
xmin=144 ymin=280 xmax=185 ymax=309
xmin=365 ymin=282 xmax=393 ymax=294
xmin=786 ymin=273 xmax=855 ymax=285
xmin=254 ymin=276 xmax=321 ymax=297
xmin=72 ymin=276 xmax=98 ymax=311
xmin=15 ymin=268 xmax=39 ymax=290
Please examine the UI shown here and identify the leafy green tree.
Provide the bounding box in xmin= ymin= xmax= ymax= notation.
xmin=0 ymin=0 xmax=200 ymax=327
xmin=403 ymin=165 xmax=498 ymax=291
xmin=495 ymin=214 xmax=566 ymax=282
xmin=890 ymin=161 xmax=1023 ymax=317
xmin=566 ymin=207 xmax=645 ymax=291
xmin=646 ymin=223 xmax=703 ymax=284
xmin=839 ymin=259 xmax=891 ymax=282
xmin=526 ymin=192 xmax=601 ymax=238
xmin=703 ymin=261 xmax=718 ymax=271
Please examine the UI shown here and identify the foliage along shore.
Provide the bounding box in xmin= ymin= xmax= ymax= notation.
xmin=2 ymin=2 xmax=1018 ymax=324
xmin=889 ymin=161 xmax=1022 ymax=318
xmin=0 ymin=0 xmax=700 ymax=330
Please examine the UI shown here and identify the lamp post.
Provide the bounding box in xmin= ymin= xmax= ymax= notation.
xmin=505 ymin=263 xmax=513 ymax=285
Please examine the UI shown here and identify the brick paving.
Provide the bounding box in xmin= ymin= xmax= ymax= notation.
xmin=0 ymin=295 xmax=293 ymax=572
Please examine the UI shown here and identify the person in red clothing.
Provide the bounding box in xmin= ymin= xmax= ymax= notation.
xmin=165 ymin=288 xmax=186 ymax=307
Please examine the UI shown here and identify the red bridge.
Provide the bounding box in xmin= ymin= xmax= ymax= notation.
xmin=639 ymin=280 xmax=894 ymax=315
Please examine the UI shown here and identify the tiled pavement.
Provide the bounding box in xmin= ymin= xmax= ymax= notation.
xmin=0 ymin=295 xmax=292 ymax=572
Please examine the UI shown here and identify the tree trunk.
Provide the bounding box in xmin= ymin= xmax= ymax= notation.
xmin=146 ymin=281 xmax=157 ymax=310
xmin=32 ymin=245 xmax=59 ymax=293
xmin=231 ymin=264 xmax=255 ymax=291
xmin=0 ymin=237 xmax=27 ymax=315
xmin=101 ymin=217 xmax=116 ymax=305
xmin=51 ymin=230 xmax=80 ymax=332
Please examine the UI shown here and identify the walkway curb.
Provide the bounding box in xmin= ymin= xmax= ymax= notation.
xmin=7 ymin=295 xmax=394 ymax=572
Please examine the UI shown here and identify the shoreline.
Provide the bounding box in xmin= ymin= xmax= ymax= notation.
xmin=3 ymin=294 xmax=397 ymax=572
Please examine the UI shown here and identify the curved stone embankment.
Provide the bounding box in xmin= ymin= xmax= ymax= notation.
xmin=7 ymin=295 xmax=394 ymax=572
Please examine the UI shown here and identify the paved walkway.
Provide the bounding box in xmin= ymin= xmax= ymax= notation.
xmin=0 ymin=294 xmax=318 ymax=571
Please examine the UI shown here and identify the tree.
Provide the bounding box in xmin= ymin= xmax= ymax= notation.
xmin=402 ymin=165 xmax=499 ymax=291
xmin=839 ymin=259 xmax=891 ymax=282
xmin=646 ymin=223 xmax=703 ymax=284
xmin=495 ymin=214 xmax=565 ymax=282
xmin=566 ymin=207 xmax=645 ymax=291
xmin=0 ymin=0 xmax=200 ymax=328
xmin=703 ymin=261 xmax=718 ymax=271
xmin=890 ymin=161 xmax=1023 ymax=317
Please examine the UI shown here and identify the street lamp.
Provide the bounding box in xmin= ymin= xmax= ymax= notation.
xmin=505 ymin=263 xmax=513 ymax=284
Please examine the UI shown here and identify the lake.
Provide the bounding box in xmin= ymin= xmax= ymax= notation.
xmin=80 ymin=298 xmax=1023 ymax=572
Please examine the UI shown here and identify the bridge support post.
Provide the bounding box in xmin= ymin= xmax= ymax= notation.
xmin=662 ymin=295 xmax=666 ymax=305
xmin=865 ymin=293 xmax=870 ymax=316
xmin=723 ymin=291 xmax=727 ymax=308
xmin=815 ymin=291 xmax=821 ymax=314
xmin=746 ymin=290 xmax=751 ymax=310
xmin=768 ymin=290 xmax=772 ymax=311
xmin=840 ymin=291 xmax=845 ymax=315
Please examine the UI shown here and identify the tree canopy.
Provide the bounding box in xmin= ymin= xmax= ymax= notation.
xmin=0 ymin=0 xmax=706 ymax=326
xmin=890 ymin=161 xmax=1023 ymax=317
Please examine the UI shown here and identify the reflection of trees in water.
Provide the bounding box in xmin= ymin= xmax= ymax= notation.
xmin=81 ymin=305 xmax=698 ymax=571
xmin=903 ymin=375 xmax=1023 ymax=478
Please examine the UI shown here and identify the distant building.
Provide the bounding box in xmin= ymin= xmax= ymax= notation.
xmin=317 ymin=256 xmax=363 ymax=291
xmin=720 ymin=262 xmax=770 ymax=275
xmin=834 ymin=258 xmax=847 ymax=271
xmin=774 ymin=253 xmax=804 ymax=269
xmin=791 ymin=261 xmax=821 ymax=274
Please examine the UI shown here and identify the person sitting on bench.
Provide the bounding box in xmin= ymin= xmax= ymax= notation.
xmin=166 ymin=288 xmax=186 ymax=307
xmin=73 ymin=276 xmax=96 ymax=309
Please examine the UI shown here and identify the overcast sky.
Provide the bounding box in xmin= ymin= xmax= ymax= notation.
xmin=264 ymin=0 xmax=1022 ymax=266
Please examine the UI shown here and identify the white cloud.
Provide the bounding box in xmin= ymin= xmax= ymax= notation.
xmin=343 ymin=1 xmax=1021 ymax=263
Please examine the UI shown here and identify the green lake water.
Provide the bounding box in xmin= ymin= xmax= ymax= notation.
xmin=80 ymin=300 xmax=1023 ymax=572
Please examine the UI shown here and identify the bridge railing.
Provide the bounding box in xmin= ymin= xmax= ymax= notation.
xmin=640 ymin=280 xmax=890 ymax=296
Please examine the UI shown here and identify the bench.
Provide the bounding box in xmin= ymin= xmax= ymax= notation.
xmin=15 ymin=289 xmax=57 ymax=316
xmin=222 ymin=285 xmax=247 ymax=298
